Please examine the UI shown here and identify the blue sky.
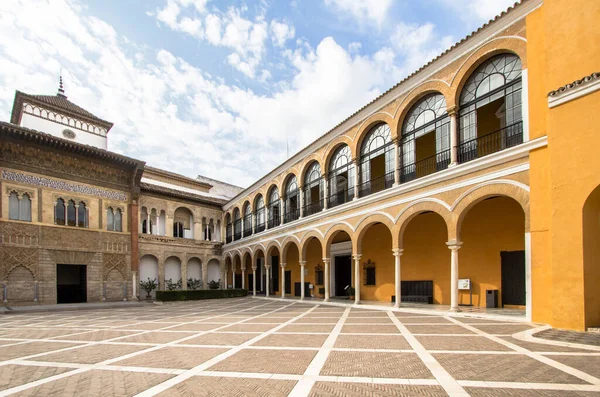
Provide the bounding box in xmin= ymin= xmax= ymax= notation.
xmin=0 ymin=0 xmax=515 ymax=187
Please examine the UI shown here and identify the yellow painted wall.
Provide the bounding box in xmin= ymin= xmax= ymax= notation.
xmin=305 ymin=238 xmax=322 ymax=298
xmin=583 ymin=187 xmax=600 ymax=327
xmin=360 ymin=223 xmax=394 ymax=302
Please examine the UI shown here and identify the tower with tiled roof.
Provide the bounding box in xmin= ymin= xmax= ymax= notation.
xmin=10 ymin=76 xmax=113 ymax=149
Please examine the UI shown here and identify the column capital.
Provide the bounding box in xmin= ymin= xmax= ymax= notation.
xmin=299 ymin=261 xmax=306 ymax=266
xmin=280 ymin=263 xmax=286 ymax=268
xmin=265 ymin=263 xmax=271 ymax=269
xmin=322 ymin=258 xmax=331 ymax=264
xmin=447 ymin=106 xmax=458 ymax=116
xmin=446 ymin=241 xmax=463 ymax=251
xmin=251 ymin=266 xmax=257 ymax=271
xmin=241 ymin=266 xmax=246 ymax=271
xmin=352 ymin=254 xmax=362 ymax=261
xmin=392 ymin=248 xmax=404 ymax=256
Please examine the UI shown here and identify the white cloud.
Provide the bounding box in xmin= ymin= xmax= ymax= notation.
xmin=323 ymin=0 xmax=394 ymax=27
xmin=437 ymin=0 xmax=516 ymax=25
xmin=270 ymin=20 xmax=295 ymax=47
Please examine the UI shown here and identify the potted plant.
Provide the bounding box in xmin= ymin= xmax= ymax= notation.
xmin=140 ymin=278 xmax=158 ymax=300
xmin=347 ymin=286 xmax=355 ymax=300
xmin=208 ymin=280 xmax=220 ymax=290
xmin=187 ymin=278 xmax=202 ymax=290
xmin=166 ymin=278 xmax=182 ymax=291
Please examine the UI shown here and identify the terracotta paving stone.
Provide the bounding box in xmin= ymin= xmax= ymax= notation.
xmin=115 ymin=331 xmax=197 ymax=344
xmin=545 ymin=355 xmax=600 ymax=378
xmin=433 ymin=353 xmax=589 ymax=384
xmin=399 ymin=317 xmax=454 ymax=324
xmin=0 ymin=365 xmax=73 ymax=391
xmin=218 ymin=323 xmax=278 ymax=332
xmin=112 ymin=346 xmax=227 ymax=369
xmin=36 ymin=343 xmax=148 ymax=364
xmin=180 ymin=332 xmax=258 ymax=346
xmin=465 ymin=388 xmax=599 ymax=397
xmin=469 ymin=324 xmax=536 ymax=335
xmin=415 ymin=335 xmax=513 ymax=351
xmin=535 ymin=329 xmax=600 ymax=347
xmin=0 ymin=341 xmax=80 ymax=360
xmin=158 ymin=323 xmax=223 ymax=332
xmin=334 ymin=334 xmax=412 ymax=350
xmin=498 ymin=336 xmax=596 ymax=352
xmin=320 ymin=351 xmax=433 ymax=378
xmin=158 ymin=376 xmax=297 ymax=397
xmin=252 ymin=333 xmax=328 ymax=348
xmin=278 ymin=324 xmax=335 ymax=333
xmin=344 ymin=317 xmax=394 ymax=324
xmin=55 ymin=330 xmax=139 ymax=342
xmin=208 ymin=349 xmax=317 ymax=374
xmin=454 ymin=317 xmax=516 ymax=324
xmin=11 ymin=369 xmax=172 ymax=397
xmin=347 ymin=311 xmax=390 ymax=318
xmin=341 ymin=324 xmax=399 ymax=334
xmin=405 ymin=324 xmax=475 ymax=335
xmin=309 ymin=382 xmax=448 ymax=397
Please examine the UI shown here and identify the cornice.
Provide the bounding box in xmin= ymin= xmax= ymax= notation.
xmin=548 ymin=72 xmax=600 ymax=108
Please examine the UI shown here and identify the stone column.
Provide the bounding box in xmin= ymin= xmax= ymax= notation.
xmin=449 ymin=110 xmax=458 ymax=167
xmin=323 ymin=177 xmax=329 ymax=210
xmin=265 ymin=264 xmax=271 ymax=297
xmin=353 ymin=254 xmax=362 ymax=304
xmin=300 ymin=261 xmax=306 ymax=300
xmin=353 ymin=159 xmax=360 ymax=200
xmin=280 ymin=263 xmax=286 ymax=298
xmin=232 ymin=263 xmax=236 ymax=289
xmin=323 ymin=258 xmax=330 ymax=302
xmin=241 ymin=267 xmax=246 ymax=289
xmin=147 ymin=213 xmax=151 ymax=234
xmin=392 ymin=249 xmax=403 ymax=308
xmin=132 ymin=271 xmax=138 ymax=300
xmin=280 ymin=202 xmax=285 ymax=225
xmin=252 ymin=266 xmax=257 ymax=296
xmin=394 ymin=142 xmax=400 ymax=186
xmin=447 ymin=241 xmax=462 ymax=312
xmin=75 ymin=204 xmax=79 ymax=226
xmin=33 ymin=281 xmax=38 ymax=303
xmin=299 ymin=187 xmax=304 ymax=219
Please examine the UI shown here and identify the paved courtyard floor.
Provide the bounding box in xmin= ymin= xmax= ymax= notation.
xmin=0 ymin=297 xmax=599 ymax=396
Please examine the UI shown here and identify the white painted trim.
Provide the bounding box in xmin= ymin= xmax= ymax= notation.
xmin=525 ymin=232 xmax=532 ymax=322
xmin=548 ymin=77 xmax=600 ymax=108
xmin=522 ymin=69 xmax=530 ymax=141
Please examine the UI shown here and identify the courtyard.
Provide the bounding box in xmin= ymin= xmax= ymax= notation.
xmin=0 ymin=298 xmax=598 ymax=397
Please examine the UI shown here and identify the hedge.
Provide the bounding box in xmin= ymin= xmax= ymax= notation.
xmin=155 ymin=289 xmax=248 ymax=301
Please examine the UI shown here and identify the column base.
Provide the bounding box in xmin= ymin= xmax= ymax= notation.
xmin=323 ymin=298 xmax=330 ymax=302
xmin=393 ymin=182 xmax=400 ymax=187
xmin=131 ymin=296 xmax=139 ymax=301
xmin=448 ymin=162 xmax=458 ymax=168
xmin=393 ymin=303 xmax=401 ymax=308
xmin=300 ymin=297 xmax=304 ymax=301
xmin=353 ymin=301 xmax=361 ymax=305
xmin=448 ymin=307 xmax=461 ymax=313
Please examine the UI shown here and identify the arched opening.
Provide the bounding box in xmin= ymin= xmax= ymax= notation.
xmin=243 ymin=252 xmax=253 ymax=291
xmin=55 ymin=198 xmax=66 ymax=225
xmin=78 ymin=201 xmax=88 ymax=228
xmin=303 ymin=162 xmax=324 ymax=216
xmin=165 ymin=256 xmax=182 ymax=290
xmin=268 ymin=186 xmax=281 ymax=228
xmin=207 ymin=258 xmax=221 ymax=286
xmin=358 ymin=223 xmax=394 ymax=302
xmin=66 ymin=200 xmax=76 ymax=226
xmin=281 ymin=241 xmax=299 ymax=297
xmin=7 ymin=266 xmax=35 ymax=303
xmin=254 ymin=195 xmax=266 ymax=233
xmin=243 ymin=202 xmax=253 ymax=237
xmin=402 ymin=212 xmax=450 ymax=305
xmin=187 ymin=258 xmax=202 ymax=290
xmin=326 ymin=230 xmax=353 ymax=298
xmin=159 ymin=210 xmax=166 ymax=235
xmin=267 ymin=246 xmax=281 ymax=295
xmin=458 ymin=53 xmax=523 ymax=162
xmin=225 ymin=256 xmax=233 ymax=288
xmin=225 ymin=213 xmax=233 ymax=243
xmin=140 ymin=206 xmax=150 ymax=234
xmin=140 ymin=255 xmax=159 ymax=298
xmin=583 ymin=186 xmax=600 ymax=328
xmin=284 ymin=175 xmax=300 ymax=223
xmin=233 ymin=254 xmax=242 ymax=288
xmin=9 ymin=192 xmax=31 ymax=222
xmin=327 ymin=145 xmax=355 ymax=208
xmin=252 ymin=249 xmax=266 ymax=294
xmin=150 ymin=208 xmax=158 ymax=234
xmin=107 ymin=207 xmax=115 ymax=231
xmin=401 ymin=93 xmax=450 ymax=182
xmin=233 ymin=208 xmax=242 ymax=240
xmin=115 ymin=208 xmax=122 ymax=232
xmin=302 ymin=237 xmax=325 ymax=299
xmin=460 ymin=196 xmax=525 ymax=309
xmin=173 ymin=207 xmax=193 ymax=239
xmin=359 ymin=124 xmax=394 ymax=197
xmin=9 ymin=191 xmax=19 ymax=220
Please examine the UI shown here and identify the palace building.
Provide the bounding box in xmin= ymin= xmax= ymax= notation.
xmin=1 ymin=0 xmax=599 ymax=331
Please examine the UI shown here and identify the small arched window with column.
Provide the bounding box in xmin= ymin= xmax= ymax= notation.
xmin=458 ymin=53 xmax=523 ymax=162
xmin=268 ymin=187 xmax=281 ymax=228
xmin=400 ymin=93 xmax=451 ymax=182
xmin=328 ymin=145 xmax=355 ymax=208
xmin=303 ymin=162 xmax=324 ymax=216
xmin=55 ymin=198 xmax=66 ymax=225
xmin=66 ymin=200 xmax=77 ymax=226
xmin=243 ymin=203 xmax=253 ymax=237
xmin=107 ymin=207 xmax=122 ymax=232
xmin=254 ymin=195 xmax=266 ymax=233
xmin=284 ymin=176 xmax=300 ymax=223
xmin=233 ymin=208 xmax=242 ymax=240
xmin=9 ymin=191 xmax=31 ymax=222
xmin=359 ymin=123 xmax=394 ymax=197
xmin=77 ymin=201 xmax=88 ymax=228
xmin=225 ymin=213 xmax=233 ymax=243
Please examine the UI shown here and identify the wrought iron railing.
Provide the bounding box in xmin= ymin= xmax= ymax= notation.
xmin=226 ymin=224 xmax=232 ymax=244
xmin=268 ymin=217 xmax=280 ymax=229
xmin=303 ymin=200 xmax=323 ymax=217
xmin=358 ymin=171 xmax=394 ymax=198
xmin=284 ymin=208 xmax=300 ymax=223
xmin=400 ymin=149 xmax=451 ymax=184
xmin=234 ymin=231 xmax=242 ymax=241
xmin=327 ymin=186 xmax=355 ymax=208
xmin=458 ymin=121 xmax=523 ymax=164
xmin=255 ymin=223 xmax=265 ymax=233
xmin=243 ymin=226 xmax=253 ymax=238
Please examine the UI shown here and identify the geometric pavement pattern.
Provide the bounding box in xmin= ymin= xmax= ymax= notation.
xmin=0 ymin=297 xmax=599 ymax=396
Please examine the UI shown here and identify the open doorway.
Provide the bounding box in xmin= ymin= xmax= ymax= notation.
xmin=334 ymin=255 xmax=352 ymax=298
xmin=57 ymin=264 xmax=87 ymax=304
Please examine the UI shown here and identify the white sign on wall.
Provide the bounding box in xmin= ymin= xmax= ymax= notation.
xmin=458 ymin=279 xmax=471 ymax=290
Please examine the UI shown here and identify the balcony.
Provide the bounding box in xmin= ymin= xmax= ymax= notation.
xmin=358 ymin=171 xmax=394 ymax=198
xmin=328 ymin=186 xmax=355 ymax=209
xmin=268 ymin=217 xmax=281 ymax=229
xmin=303 ymin=200 xmax=323 ymax=217
xmin=255 ymin=223 xmax=265 ymax=233
xmin=401 ymin=149 xmax=451 ymax=184
xmin=458 ymin=122 xmax=523 ymax=164
xmin=284 ymin=208 xmax=300 ymax=223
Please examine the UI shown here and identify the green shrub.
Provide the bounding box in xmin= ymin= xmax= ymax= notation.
xmin=155 ymin=289 xmax=248 ymax=301
xmin=208 ymin=280 xmax=220 ymax=290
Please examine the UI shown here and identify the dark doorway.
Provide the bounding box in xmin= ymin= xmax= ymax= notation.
xmin=285 ymin=270 xmax=292 ymax=294
xmin=294 ymin=282 xmax=310 ymax=297
xmin=334 ymin=255 xmax=352 ymax=297
xmin=234 ymin=274 xmax=242 ymax=289
xmin=501 ymin=251 xmax=526 ymax=306
xmin=271 ymin=256 xmax=279 ymax=293
xmin=57 ymin=264 xmax=87 ymax=304
xmin=248 ymin=273 xmax=253 ymax=291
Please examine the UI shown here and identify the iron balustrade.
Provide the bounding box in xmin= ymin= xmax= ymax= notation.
xmin=400 ymin=149 xmax=451 ymax=183
xmin=358 ymin=171 xmax=394 ymax=198
xmin=458 ymin=121 xmax=523 ymax=164
xmin=255 ymin=222 xmax=266 ymax=233
xmin=268 ymin=217 xmax=281 ymax=229
xmin=303 ymin=200 xmax=323 ymax=217
xmin=243 ymin=214 xmax=252 ymax=237
xmin=327 ymin=186 xmax=355 ymax=208
xmin=284 ymin=208 xmax=300 ymax=223
xmin=243 ymin=226 xmax=253 ymax=237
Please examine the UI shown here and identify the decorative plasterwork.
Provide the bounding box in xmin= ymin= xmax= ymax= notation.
xmin=548 ymin=72 xmax=600 ymax=108
xmin=22 ymin=101 xmax=108 ymax=136
xmin=2 ymin=170 xmax=126 ymax=201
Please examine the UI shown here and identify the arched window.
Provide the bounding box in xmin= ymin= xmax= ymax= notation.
xmin=66 ymin=200 xmax=76 ymax=226
xmin=173 ymin=207 xmax=193 ymax=238
xmin=233 ymin=208 xmax=242 ymax=240
xmin=255 ymin=195 xmax=266 ymax=233
xmin=243 ymin=203 xmax=252 ymax=237
xmin=9 ymin=192 xmax=19 ymax=220
xmin=107 ymin=207 xmax=114 ymax=231
xmin=400 ymin=93 xmax=451 ymax=182
xmin=458 ymin=53 xmax=523 ymax=162
xmin=174 ymin=222 xmax=184 ymax=238
xmin=303 ymin=162 xmax=323 ymax=216
xmin=115 ymin=209 xmax=122 ymax=232
xmin=284 ymin=176 xmax=300 ymax=223
xmin=55 ymin=198 xmax=66 ymax=225
xmin=359 ymin=123 xmax=394 ymax=197
xmin=141 ymin=207 xmax=148 ymax=234
xmin=268 ymin=187 xmax=281 ymax=228
xmin=78 ymin=201 xmax=87 ymax=228
xmin=328 ymin=145 xmax=355 ymax=208
xmin=20 ymin=194 xmax=31 ymax=222
xmin=225 ymin=213 xmax=233 ymax=243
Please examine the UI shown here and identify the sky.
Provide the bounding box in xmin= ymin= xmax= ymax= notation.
xmin=0 ymin=0 xmax=517 ymax=188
